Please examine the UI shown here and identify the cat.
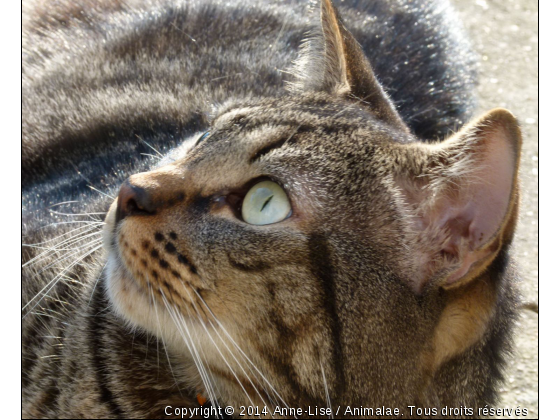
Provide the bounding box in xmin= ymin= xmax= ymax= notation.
xmin=22 ymin=0 xmax=522 ymax=417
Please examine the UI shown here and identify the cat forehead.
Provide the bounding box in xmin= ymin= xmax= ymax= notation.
xmin=210 ymin=94 xmax=412 ymax=149
xmin=214 ymin=94 xmax=372 ymax=127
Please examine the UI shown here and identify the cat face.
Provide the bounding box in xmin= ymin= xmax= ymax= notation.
xmin=103 ymin=93 xmax=416 ymax=404
xmin=103 ymin=0 xmax=522 ymax=409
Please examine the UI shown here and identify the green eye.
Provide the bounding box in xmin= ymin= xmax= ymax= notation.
xmin=241 ymin=180 xmax=291 ymax=225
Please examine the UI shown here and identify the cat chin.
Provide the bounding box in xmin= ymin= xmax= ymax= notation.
xmin=102 ymin=206 xmax=193 ymax=354
xmin=103 ymin=251 xmax=262 ymax=394
xmin=102 ymin=205 xmax=170 ymax=342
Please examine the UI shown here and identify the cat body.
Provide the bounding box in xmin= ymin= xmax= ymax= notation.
xmin=22 ymin=0 xmax=520 ymax=418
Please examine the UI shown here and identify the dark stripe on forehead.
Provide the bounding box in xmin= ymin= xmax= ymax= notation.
xmin=250 ymin=135 xmax=291 ymax=163
xmin=249 ymin=126 xmax=302 ymax=163
xmin=307 ymin=232 xmax=346 ymax=400
xmin=215 ymin=104 xmax=363 ymax=140
xmin=240 ymin=118 xmax=357 ymax=135
xmin=247 ymin=120 xmax=352 ymax=164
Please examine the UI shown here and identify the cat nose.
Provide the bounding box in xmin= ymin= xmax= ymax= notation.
xmin=115 ymin=179 xmax=158 ymax=223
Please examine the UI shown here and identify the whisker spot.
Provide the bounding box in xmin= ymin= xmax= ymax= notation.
xmin=165 ymin=242 xmax=177 ymax=254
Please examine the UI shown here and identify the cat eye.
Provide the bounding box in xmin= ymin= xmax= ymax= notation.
xmin=194 ymin=131 xmax=210 ymax=147
xmin=241 ymin=180 xmax=291 ymax=225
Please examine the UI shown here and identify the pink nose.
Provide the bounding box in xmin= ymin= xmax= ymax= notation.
xmin=115 ymin=179 xmax=157 ymax=223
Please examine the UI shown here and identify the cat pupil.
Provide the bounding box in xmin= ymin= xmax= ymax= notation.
xmin=260 ymin=195 xmax=274 ymax=212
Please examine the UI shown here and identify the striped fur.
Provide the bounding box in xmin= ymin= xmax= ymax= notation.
xmin=23 ymin=0 xmax=519 ymax=418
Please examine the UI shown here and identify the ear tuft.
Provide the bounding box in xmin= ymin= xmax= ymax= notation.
xmin=288 ymin=0 xmax=409 ymax=132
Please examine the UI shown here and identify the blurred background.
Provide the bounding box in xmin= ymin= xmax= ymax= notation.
xmin=450 ymin=0 xmax=538 ymax=417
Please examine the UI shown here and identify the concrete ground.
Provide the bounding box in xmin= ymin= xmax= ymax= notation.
xmin=450 ymin=0 xmax=538 ymax=417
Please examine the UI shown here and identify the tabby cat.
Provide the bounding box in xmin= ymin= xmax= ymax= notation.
xmin=22 ymin=0 xmax=522 ymax=417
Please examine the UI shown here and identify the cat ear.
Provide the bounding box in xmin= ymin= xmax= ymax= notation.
xmin=289 ymin=0 xmax=408 ymax=132
xmin=398 ymin=109 xmax=522 ymax=293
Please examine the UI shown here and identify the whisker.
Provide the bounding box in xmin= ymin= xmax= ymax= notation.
xmin=23 ymin=239 xmax=104 ymax=307
xmin=23 ymin=222 xmax=102 ymax=247
xmin=25 ymin=236 xmax=103 ymax=275
xmin=173 ymin=300 xmax=224 ymax=404
xmin=170 ymin=22 xmax=197 ymax=44
xmin=171 ymin=306 xmax=225 ymax=419
xmin=22 ymin=245 xmax=102 ymax=319
xmin=160 ymin=296 xmax=221 ymax=410
xmin=186 ymin=288 xmax=274 ymax=415
xmin=23 ymin=230 xmax=103 ymax=265
xmin=149 ymin=286 xmax=184 ymax=397
xmin=40 ymin=221 xmax=105 ymax=228
xmin=192 ymin=289 xmax=293 ymax=414
xmin=27 ymin=227 xmax=103 ymax=251
xmin=88 ymin=261 xmax=108 ymax=305
xmin=48 ymin=210 xmax=106 ymax=217
xmin=87 ymin=185 xmax=115 ymax=200
xmin=136 ymin=135 xmax=164 ymax=158
xmin=47 ymin=200 xmax=80 ymax=208
xmin=22 ymin=242 xmax=103 ymax=315
xmin=158 ymin=293 xmax=217 ymax=401
xmin=190 ymin=289 xmax=293 ymax=416
xmin=320 ymin=362 xmax=333 ymax=419
xmin=140 ymin=153 xmax=159 ymax=159
xmin=173 ymin=309 xmax=224 ymax=418
xmin=184 ymin=292 xmax=259 ymax=411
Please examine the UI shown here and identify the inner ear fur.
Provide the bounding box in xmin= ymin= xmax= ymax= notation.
xmin=289 ymin=0 xmax=409 ymax=132
xmin=397 ymin=108 xmax=522 ymax=294
xmin=398 ymin=108 xmax=521 ymax=370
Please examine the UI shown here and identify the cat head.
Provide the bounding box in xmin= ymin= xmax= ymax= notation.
xmin=103 ymin=0 xmax=521 ymax=409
